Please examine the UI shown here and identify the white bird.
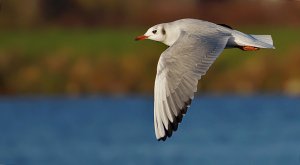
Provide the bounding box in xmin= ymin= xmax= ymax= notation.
xmin=135 ymin=18 xmax=275 ymax=141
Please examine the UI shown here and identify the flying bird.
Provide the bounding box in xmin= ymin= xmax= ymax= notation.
xmin=135 ymin=19 xmax=275 ymax=141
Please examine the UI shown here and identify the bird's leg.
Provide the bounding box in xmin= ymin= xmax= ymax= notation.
xmin=238 ymin=46 xmax=260 ymax=51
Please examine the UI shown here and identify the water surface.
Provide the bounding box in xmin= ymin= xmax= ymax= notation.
xmin=0 ymin=95 xmax=300 ymax=165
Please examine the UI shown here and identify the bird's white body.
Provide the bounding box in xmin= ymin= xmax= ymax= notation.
xmin=143 ymin=19 xmax=274 ymax=48
xmin=136 ymin=18 xmax=274 ymax=141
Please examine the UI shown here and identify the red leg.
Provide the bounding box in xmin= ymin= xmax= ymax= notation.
xmin=238 ymin=46 xmax=260 ymax=51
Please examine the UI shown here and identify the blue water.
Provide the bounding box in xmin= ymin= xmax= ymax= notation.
xmin=0 ymin=95 xmax=300 ymax=165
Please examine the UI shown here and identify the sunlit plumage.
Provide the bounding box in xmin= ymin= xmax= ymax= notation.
xmin=136 ymin=18 xmax=275 ymax=141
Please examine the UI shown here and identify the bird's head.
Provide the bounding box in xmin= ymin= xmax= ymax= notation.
xmin=135 ymin=24 xmax=167 ymax=43
xmin=135 ymin=22 xmax=181 ymax=46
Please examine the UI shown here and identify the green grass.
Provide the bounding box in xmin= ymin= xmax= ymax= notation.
xmin=0 ymin=28 xmax=166 ymax=57
xmin=0 ymin=26 xmax=299 ymax=68
xmin=0 ymin=27 xmax=299 ymax=94
xmin=0 ymin=27 xmax=298 ymax=56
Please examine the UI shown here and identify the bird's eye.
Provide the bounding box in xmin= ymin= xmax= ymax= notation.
xmin=152 ymin=30 xmax=157 ymax=34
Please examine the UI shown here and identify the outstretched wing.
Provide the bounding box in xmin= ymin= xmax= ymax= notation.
xmin=154 ymin=31 xmax=230 ymax=141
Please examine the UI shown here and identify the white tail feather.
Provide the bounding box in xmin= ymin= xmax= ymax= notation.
xmin=250 ymin=35 xmax=275 ymax=49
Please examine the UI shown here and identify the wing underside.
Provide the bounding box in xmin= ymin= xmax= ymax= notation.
xmin=154 ymin=31 xmax=230 ymax=141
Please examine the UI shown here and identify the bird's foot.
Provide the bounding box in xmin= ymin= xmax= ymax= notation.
xmin=239 ymin=46 xmax=260 ymax=51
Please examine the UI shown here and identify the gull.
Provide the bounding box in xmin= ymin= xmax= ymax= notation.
xmin=135 ymin=18 xmax=275 ymax=141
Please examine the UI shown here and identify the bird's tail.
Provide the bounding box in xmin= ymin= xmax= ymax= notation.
xmin=250 ymin=35 xmax=275 ymax=49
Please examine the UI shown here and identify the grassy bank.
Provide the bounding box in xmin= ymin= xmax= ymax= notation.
xmin=0 ymin=27 xmax=299 ymax=95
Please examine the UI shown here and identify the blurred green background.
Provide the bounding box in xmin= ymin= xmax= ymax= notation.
xmin=0 ymin=0 xmax=299 ymax=96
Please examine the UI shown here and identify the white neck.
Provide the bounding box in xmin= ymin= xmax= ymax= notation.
xmin=162 ymin=23 xmax=181 ymax=46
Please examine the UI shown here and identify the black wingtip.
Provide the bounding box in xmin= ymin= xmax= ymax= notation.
xmin=166 ymin=124 xmax=173 ymax=137
xmin=217 ymin=24 xmax=233 ymax=29
xmin=182 ymin=107 xmax=188 ymax=115
xmin=157 ymin=98 xmax=194 ymax=142
xmin=171 ymin=119 xmax=178 ymax=131
xmin=176 ymin=113 xmax=183 ymax=123
xmin=158 ymin=136 xmax=167 ymax=141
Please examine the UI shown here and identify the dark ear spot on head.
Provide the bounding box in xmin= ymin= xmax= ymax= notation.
xmin=162 ymin=27 xmax=166 ymax=35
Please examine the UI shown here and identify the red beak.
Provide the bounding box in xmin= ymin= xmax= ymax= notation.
xmin=135 ymin=35 xmax=148 ymax=41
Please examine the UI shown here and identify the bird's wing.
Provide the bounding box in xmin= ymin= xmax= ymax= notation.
xmin=154 ymin=31 xmax=230 ymax=141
